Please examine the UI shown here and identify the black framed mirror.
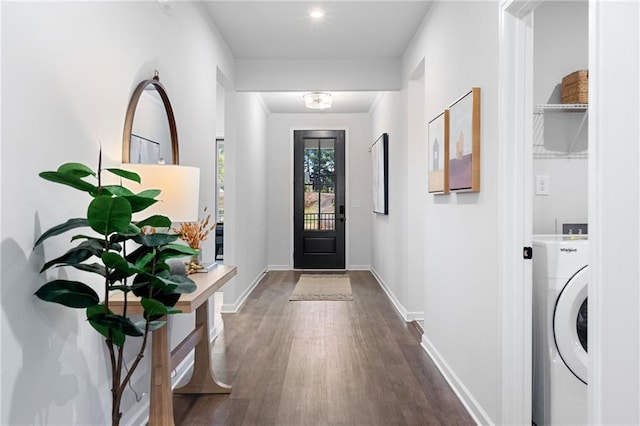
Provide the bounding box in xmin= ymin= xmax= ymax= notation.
xmin=122 ymin=71 xmax=179 ymax=164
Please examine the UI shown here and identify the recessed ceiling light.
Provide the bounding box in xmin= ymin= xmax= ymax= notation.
xmin=310 ymin=9 xmax=325 ymax=19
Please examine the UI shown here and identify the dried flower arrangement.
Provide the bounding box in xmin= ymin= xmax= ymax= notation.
xmin=173 ymin=207 xmax=217 ymax=273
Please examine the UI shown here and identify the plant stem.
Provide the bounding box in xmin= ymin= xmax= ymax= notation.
xmin=118 ymin=318 xmax=151 ymax=401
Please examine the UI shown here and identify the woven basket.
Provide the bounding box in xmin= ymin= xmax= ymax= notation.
xmin=561 ymin=70 xmax=588 ymax=104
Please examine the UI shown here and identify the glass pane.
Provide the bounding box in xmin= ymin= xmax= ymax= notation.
xmin=318 ymin=139 xmax=335 ymax=230
xmin=303 ymin=138 xmax=336 ymax=230
xmin=216 ymin=140 xmax=224 ymax=222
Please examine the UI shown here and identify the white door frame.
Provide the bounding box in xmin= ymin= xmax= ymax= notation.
xmin=498 ymin=1 xmax=541 ymax=424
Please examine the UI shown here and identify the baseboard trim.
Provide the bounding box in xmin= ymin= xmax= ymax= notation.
xmin=348 ymin=264 xmax=371 ymax=271
xmin=221 ymin=268 xmax=267 ymax=313
xmin=267 ymin=264 xmax=292 ymax=271
xmin=370 ymin=267 xmax=424 ymax=322
xmin=421 ymin=334 xmax=492 ymax=425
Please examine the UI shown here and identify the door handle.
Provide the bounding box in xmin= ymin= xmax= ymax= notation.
xmin=339 ymin=217 xmax=346 ymax=223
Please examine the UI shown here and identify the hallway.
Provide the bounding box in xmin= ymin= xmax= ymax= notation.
xmin=173 ymin=271 xmax=472 ymax=425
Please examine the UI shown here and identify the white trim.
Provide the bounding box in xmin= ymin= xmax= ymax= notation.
xmin=370 ymin=267 xmax=424 ymax=322
xmin=588 ymin=2 xmax=640 ymax=424
xmin=421 ymin=335 xmax=491 ymax=425
xmin=221 ymin=269 xmax=267 ymax=313
xmin=587 ymin=2 xmax=602 ymax=422
xmin=498 ymin=0 xmax=538 ymax=424
xmin=254 ymin=92 xmax=270 ymax=115
xmin=267 ymin=264 xmax=292 ymax=271
xmin=347 ymin=264 xmax=371 ymax=271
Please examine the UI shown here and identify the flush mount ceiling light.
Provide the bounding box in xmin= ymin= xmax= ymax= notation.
xmin=303 ymin=92 xmax=332 ymax=110
xmin=309 ymin=9 xmax=325 ymax=19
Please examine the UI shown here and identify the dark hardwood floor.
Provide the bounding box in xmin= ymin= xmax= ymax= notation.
xmin=173 ymin=271 xmax=473 ymax=425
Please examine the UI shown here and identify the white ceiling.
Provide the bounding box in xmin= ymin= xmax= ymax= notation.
xmin=259 ymin=91 xmax=381 ymax=113
xmin=202 ymin=1 xmax=431 ymax=113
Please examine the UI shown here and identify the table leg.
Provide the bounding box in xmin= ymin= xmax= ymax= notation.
xmin=174 ymin=300 xmax=232 ymax=394
xmin=148 ymin=317 xmax=175 ymax=426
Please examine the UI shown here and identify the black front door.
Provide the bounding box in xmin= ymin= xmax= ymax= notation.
xmin=293 ymin=130 xmax=346 ymax=269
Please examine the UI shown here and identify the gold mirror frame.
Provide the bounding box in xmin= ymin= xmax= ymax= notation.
xmin=122 ymin=71 xmax=179 ymax=164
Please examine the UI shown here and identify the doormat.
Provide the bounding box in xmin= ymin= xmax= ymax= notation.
xmin=289 ymin=274 xmax=353 ymax=301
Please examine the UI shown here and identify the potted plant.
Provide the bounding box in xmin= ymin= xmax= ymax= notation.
xmin=174 ymin=207 xmax=216 ymax=274
xmin=33 ymin=155 xmax=198 ymax=426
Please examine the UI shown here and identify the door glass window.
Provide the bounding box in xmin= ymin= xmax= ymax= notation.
xmin=216 ymin=139 xmax=224 ymax=223
xmin=577 ymin=297 xmax=588 ymax=352
xmin=303 ymin=138 xmax=336 ymax=230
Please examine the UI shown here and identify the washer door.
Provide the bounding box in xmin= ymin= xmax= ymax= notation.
xmin=553 ymin=265 xmax=588 ymax=384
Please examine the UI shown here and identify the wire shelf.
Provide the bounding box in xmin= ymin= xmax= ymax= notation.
xmin=533 ymin=104 xmax=588 ymax=159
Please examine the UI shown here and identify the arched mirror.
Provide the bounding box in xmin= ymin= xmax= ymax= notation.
xmin=122 ymin=71 xmax=179 ymax=164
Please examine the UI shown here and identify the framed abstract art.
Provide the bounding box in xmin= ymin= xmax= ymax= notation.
xmin=448 ymin=87 xmax=481 ymax=192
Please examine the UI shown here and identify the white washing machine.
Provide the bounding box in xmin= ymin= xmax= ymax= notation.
xmin=532 ymin=235 xmax=588 ymax=425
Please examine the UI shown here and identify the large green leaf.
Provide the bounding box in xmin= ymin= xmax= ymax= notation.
xmin=144 ymin=273 xmax=196 ymax=294
xmin=141 ymin=298 xmax=171 ymax=317
xmin=156 ymin=243 xmax=199 ymax=263
xmin=118 ymin=223 xmax=141 ymax=237
xmin=105 ymin=227 xmax=139 ymax=245
xmin=102 ymin=252 xmax=144 ymax=277
xmin=102 ymin=252 xmax=130 ymax=271
xmin=137 ymin=189 xmax=161 ymax=199
xmin=87 ymin=305 xmax=125 ymax=347
xmin=140 ymin=298 xmax=184 ymax=321
xmin=34 ymin=218 xmax=89 ymax=247
xmin=124 ymin=195 xmax=158 ymax=213
xmin=70 ymin=262 xmax=107 ymax=277
xmin=40 ymin=239 xmax=104 ymax=272
xmin=69 ymin=235 xmax=121 ymax=253
xmin=133 ymin=233 xmax=179 ymax=247
xmin=57 ymin=163 xmax=96 ymax=178
xmin=135 ymin=319 xmax=168 ymax=332
xmin=169 ymin=274 xmax=197 ymax=294
xmin=87 ymin=312 xmax=143 ymax=337
xmin=100 ymin=185 xmax=135 ymax=197
xmin=136 ymin=215 xmax=171 ymax=229
xmin=87 ymin=195 xmax=132 ymax=236
xmin=159 ymin=243 xmax=198 ymax=256
xmin=39 ymin=171 xmax=98 ymax=194
xmin=35 ymin=280 xmax=100 ymax=308
xmin=135 ymin=250 xmax=156 ymax=270
xmin=105 ymin=168 xmax=140 ymax=183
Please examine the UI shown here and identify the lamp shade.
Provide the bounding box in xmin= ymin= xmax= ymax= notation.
xmin=120 ymin=164 xmax=200 ymax=223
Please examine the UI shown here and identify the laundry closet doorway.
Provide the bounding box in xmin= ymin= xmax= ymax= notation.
xmin=500 ymin=0 xmax=589 ymax=424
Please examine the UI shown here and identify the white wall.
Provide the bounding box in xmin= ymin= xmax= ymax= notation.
xmin=589 ymin=1 xmax=640 ymax=424
xmin=1 ymin=2 xmax=235 ymax=424
xmin=236 ymin=58 xmax=401 ymax=92
xmin=533 ymin=1 xmax=588 ymax=234
xmin=370 ymin=91 xmax=413 ymax=318
xmin=221 ymin=91 xmax=269 ymax=311
xmin=396 ymin=1 xmax=501 ymax=423
xmin=266 ymin=113 xmax=372 ymax=270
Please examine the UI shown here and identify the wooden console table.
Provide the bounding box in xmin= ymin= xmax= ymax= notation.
xmin=109 ymin=265 xmax=237 ymax=426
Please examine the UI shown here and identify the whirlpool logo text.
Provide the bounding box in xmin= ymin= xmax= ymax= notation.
xmin=560 ymin=247 xmax=578 ymax=253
